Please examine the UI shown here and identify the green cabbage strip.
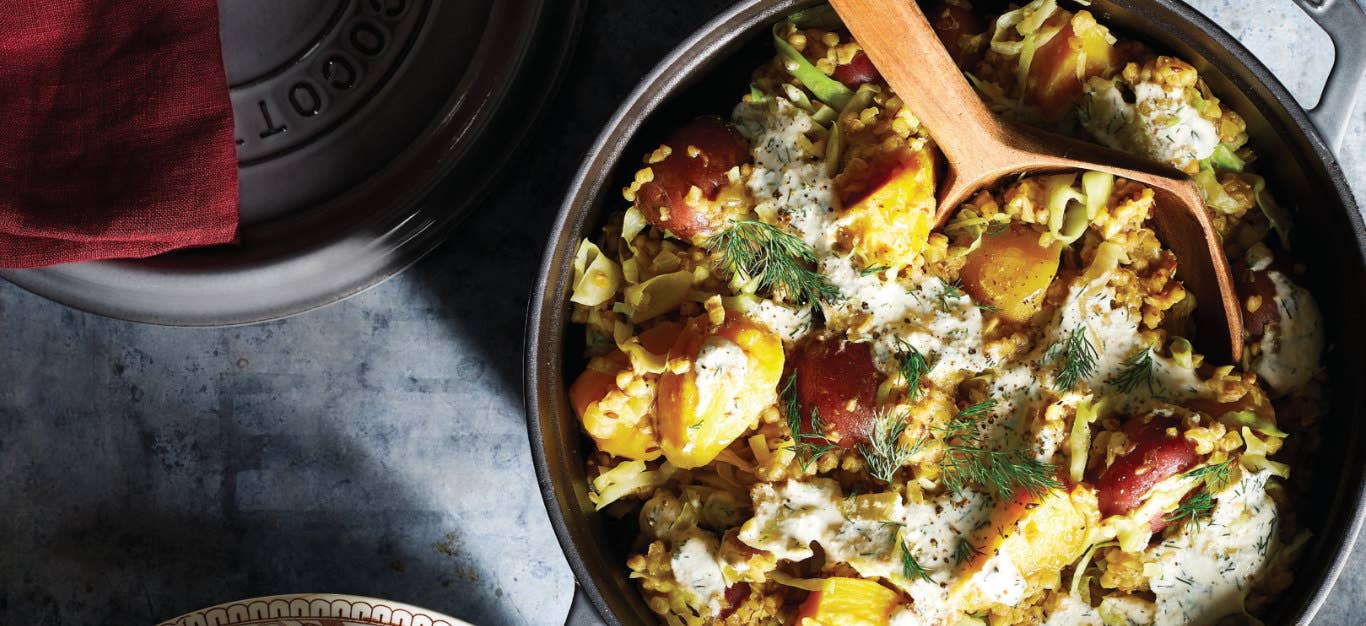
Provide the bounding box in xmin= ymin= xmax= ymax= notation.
xmin=1247 ymin=173 xmax=1294 ymax=249
xmin=825 ymin=84 xmax=877 ymax=176
xmin=1043 ymin=173 xmax=1090 ymax=245
xmin=1201 ymin=143 xmax=1245 ymax=172
xmin=773 ymin=21 xmax=852 ymax=110
xmin=1069 ymin=395 xmax=1103 ymax=482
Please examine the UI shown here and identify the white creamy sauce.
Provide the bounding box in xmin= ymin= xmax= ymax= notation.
xmin=969 ymin=552 xmax=1028 ymax=606
xmin=1099 ymin=596 xmax=1157 ymax=625
xmin=1047 ymin=282 xmax=1217 ymax=415
xmin=821 ymin=255 xmax=929 ymax=330
xmin=738 ymin=479 xmax=1001 ymax=623
xmin=670 ymin=534 xmax=729 ymax=615
xmin=1146 ymin=470 xmax=1280 ymax=626
xmin=1254 ymin=271 xmax=1324 ymax=396
xmin=747 ymin=298 xmax=813 ymax=342
xmin=733 ymin=98 xmax=837 ymax=254
xmin=1044 ymin=596 xmax=1103 ymax=626
xmin=692 ymin=336 xmax=749 ymax=427
xmin=1082 ymin=79 xmax=1219 ymax=167
xmin=856 ymin=275 xmax=993 ymax=386
xmin=738 ymin=479 xmax=856 ymax=563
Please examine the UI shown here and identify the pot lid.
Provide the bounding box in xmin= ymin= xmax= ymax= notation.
xmin=1 ymin=0 xmax=581 ymax=326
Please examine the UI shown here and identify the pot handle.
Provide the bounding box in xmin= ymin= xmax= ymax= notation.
xmin=564 ymin=585 xmax=608 ymax=626
xmin=1293 ymin=0 xmax=1366 ymax=152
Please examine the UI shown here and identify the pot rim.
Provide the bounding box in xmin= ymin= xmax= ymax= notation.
xmin=528 ymin=1 xmax=1366 ymax=623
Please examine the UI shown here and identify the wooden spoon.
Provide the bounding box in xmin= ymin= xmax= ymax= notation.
xmin=829 ymin=0 xmax=1243 ymax=362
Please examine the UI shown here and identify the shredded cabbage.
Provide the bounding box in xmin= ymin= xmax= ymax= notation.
xmin=1069 ymin=540 xmax=1118 ymax=597
xmin=1070 ymin=395 xmax=1103 ymax=482
xmin=1169 ymin=337 xmax=1194 ymax=369
xmin=623 ymin=270 xmax=693 ymax=322
xmin=773 ymin=22 xmax=853 ymax=110
xmin=590 ymin=460 xmax=676 ymax=509
xmin=943 ymin=209 xmax=1011 ymax=256
xmin=1043 ymin=173 xmax=1090 ymax=245
xmin=768 ymin=571 xmax=827 ymax=592
xmin=1081 ymin=170 xmax=1113 ymax=219
xmin=621 ymin=207 xmax=649 ymax=257
xmin=1202 ymin=143 xmax=1245 ymax=172
xmin=990 ymin=0 xmax=1061 ymax=57
xmin=1077 ymin=240 xmax=1125 ymax=302
xmin=1220 ymin=410 xmax=1287 ymax=438
xmin=825 ymin=84 xmax=876 ymax=176
xmin=1192 ymin=167 xmax=1243 ymax=214
xmin=571 ymin=239 xmax=623 ymax=306
xmin=1245 ymin=173 xmax=1294 ymax=249
xmin=1240 ymin=427 xmax=1291 ymax=478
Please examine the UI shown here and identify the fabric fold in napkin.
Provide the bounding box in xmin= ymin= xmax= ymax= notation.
xmin=0 ymin=0 xmax=239 ymax=269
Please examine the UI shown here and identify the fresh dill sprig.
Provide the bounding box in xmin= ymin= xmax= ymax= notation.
xmin=782 ymin=374 xmax=840 ymax=471
xmin=1108 ymin=346 xmax=1157 ymax=394
xmin=976 ymin=302 xmax=1001 ymax=313
xmin=858 ymin=409 xmax=923 ymax=484
xmin=1045 ymin=325 xmax=1099 ymax=391
xmin=860 ymin=264 xmax=891 ymax=277
xmin=940 ymin=445 xmax=1062 ymax=500
xmin=953 ymin=537 xmax=983 ymax=566
xmin=900 ymin=542 xmax=934 ymax=583
xmin=1164 ymin=489 xmax=1214 ymax=528
xmin=707 ymin=220 xmax=840 ymax=307
xmin=937 ymin=279 xmax=967 ymax=311
xmin=936 ymin=398 xmax=996 ymax=441
xmin=1183 ymin=458 xmax=1234 ymax=491
xmin=893 ymin=339 xmax=933 ymax=401
xmin=957 ymin=398 xmax=997 ymax=418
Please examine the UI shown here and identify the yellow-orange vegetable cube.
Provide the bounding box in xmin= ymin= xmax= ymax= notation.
xmin=796 ymin=577 xmax=902 ymax=626
xmin=959 ymin=223 xmax=1062 ymax=323
xmin=656 ymin=311 xmax=784 ymax=468
xmin=1026 ymin=11 xmax=1120 ymax=118
xmin=836 ymin=145 xmax=937 ymax=269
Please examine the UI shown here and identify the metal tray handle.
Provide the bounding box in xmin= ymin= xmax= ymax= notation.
xmin=1294 ymin=0 xmax=1366 ymax=152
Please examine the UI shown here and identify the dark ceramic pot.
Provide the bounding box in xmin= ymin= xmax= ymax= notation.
xmin=528 ymin=1 xmax=1366 ymax=624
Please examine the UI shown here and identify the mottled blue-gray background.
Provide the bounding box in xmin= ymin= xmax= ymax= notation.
xmin=0 ymin=1 xmax=1362 ymax=625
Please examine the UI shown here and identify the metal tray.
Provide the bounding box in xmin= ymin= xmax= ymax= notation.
xmin=1 ymin=0 xmax=581 ymax=326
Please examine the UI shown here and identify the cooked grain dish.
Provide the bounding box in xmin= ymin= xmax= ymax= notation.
xmin=565 ymin=1 xmax=1324 ymax=624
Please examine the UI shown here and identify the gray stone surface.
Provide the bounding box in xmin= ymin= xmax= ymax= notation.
xmin=0 ymin=1 xmax=1361 ymax=625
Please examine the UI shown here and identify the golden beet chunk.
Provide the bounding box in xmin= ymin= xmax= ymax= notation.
xmin=795 ymin=577 xmax=902 ymax=626
xmin=959 ymin=222 xmax=1062 ymax=323
xmin=836 ymin=144 xmax=937 ymax=269
xmin=569 ymin=323 xmax=682 ymax=461
xmin=570 ymin=352 xmax=662 ymax=461
xmin=952 ymin=485 xmax=1099 ymax=612
xmin=1026 ymin=11 xmax=1119 ymax=118
xmin=656 ymin=311 xmax=784 ymax=468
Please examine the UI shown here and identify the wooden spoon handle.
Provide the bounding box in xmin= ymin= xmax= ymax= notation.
xmin=829 ymin=0 xmax=1000 ymax=162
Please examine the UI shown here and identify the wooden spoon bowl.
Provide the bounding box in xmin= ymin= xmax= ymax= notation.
xmin=830 ymin=0 xmax=1243 ymax=361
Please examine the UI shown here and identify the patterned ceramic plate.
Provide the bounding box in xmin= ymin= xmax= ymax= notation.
xmin=156 ymin=594 xmax=475 ymax=626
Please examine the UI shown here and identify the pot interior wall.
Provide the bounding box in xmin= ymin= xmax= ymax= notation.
xmin=539 ymin=1 xmax=1366 ymax=624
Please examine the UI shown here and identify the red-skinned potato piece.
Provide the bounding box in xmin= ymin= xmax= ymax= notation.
xmin=927 ymin=1 xmax=987 ymax=67
xmin=792 ymin=338 xmax=880 ymax=448
xmin=832 ymin=51 xmax=881 ymax=88
xmin=1025 ymin=12 xmax=1118 ymax=118
xmin=1094 ymin=416 xmax=1201 ymax=517
xmin=1231 ymin=260 xmax=1283 ymax=340
xmin=717 ymin=584 xmax=750 ymax=621
xmin=632 ymin=116 xmax=750 ymax=243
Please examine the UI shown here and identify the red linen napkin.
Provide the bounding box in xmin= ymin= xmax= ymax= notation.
xmin=0 ymin=1 xmax=239 ymax=269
